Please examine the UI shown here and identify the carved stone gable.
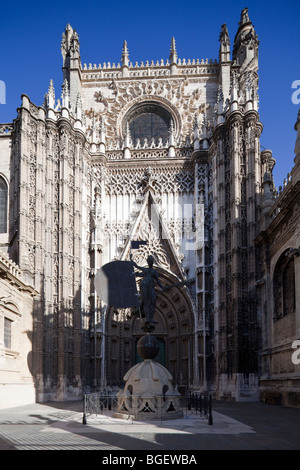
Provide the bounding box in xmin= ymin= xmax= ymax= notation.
xmin=121 ymin=189 xmax=186 ymax=280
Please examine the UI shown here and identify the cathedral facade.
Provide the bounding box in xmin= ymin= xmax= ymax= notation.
xmin=0 ymin=8 xmax=299 ymax=407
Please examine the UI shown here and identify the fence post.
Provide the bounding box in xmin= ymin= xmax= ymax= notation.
xmin=82 ymin=395 xmax=87 ymax=424
xmin=208 ymin=395 xmax=213 ymax=425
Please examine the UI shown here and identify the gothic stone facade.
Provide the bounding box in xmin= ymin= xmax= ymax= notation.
xmin=255 ymin=115 xmax=300 ymax=407
xmin=0 ymin=8 xmax=298 ymax=405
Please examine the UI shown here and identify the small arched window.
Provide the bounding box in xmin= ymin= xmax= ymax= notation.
xmin=273 ymin=250 xmax=296 ymax=320
xmin=0 ymin=177 xmax=8 ymax=233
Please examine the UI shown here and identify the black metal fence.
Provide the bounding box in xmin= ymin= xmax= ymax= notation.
xmin=82 ymin=391 xmax=213 ymax=425
xmin=82 ymin=393 xmax=118 ymax=424
xmin=187 ymin=392 xmax=213 ymax=425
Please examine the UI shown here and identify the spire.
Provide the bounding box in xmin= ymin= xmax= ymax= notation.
xmin=61 ymin=78 xmax=70 ymax=109
xmin=47 ymin=79 xmax=55 ymax=109
xmin=61 ymin=24 xmax=80 ymax=68
xmin=44 ymin=79 xmax=56 ymax=120
xmin=61 ymin=24 xmax=81 ymax=110
xmin=169 ymin=37 xmax=178 ymax=75
xmin=121 ymin=40 xmax=130 ymax=77
xmin=233 ymin=8 xmax=259 ymax=65
xmin=219 ymin=24 xmax=230 ymax=62
xmin=121 ymin=40 xmax=129 ymax=67
xmin=169 ymin=37 xmax=178 ymax=63
xmin=61 ymin=24 xmax=72 ymax=63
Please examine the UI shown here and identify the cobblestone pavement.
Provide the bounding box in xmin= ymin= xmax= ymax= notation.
xmin=0 ymin=400 xmax=299 ymax=451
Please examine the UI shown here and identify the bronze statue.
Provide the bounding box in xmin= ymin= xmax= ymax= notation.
xmin=130 ymin=254 xmax=163 ymax=328
xmin=130 ymin=253 xmax=194 ymax=332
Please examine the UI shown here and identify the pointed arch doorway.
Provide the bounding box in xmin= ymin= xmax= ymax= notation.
xmin=105 ymin=268 xmax=196 ymax=391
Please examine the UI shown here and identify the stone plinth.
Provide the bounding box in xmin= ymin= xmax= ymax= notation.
xmin=114 ymin=359 xmax=183 ymax=420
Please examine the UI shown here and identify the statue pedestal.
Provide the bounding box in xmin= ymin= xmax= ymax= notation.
xmin=114 ymin=359 xmax=183 ymax=420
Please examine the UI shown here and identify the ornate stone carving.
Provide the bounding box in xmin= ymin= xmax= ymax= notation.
xmin=84 ymin=77 xmax=210 ymax=144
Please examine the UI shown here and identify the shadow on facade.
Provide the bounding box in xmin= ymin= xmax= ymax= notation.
xmin=103 ymin=266 xmax=196 ymax=394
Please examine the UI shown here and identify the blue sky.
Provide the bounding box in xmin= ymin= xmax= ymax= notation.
xmin=0 ymin=0 xmax=299 ymax=187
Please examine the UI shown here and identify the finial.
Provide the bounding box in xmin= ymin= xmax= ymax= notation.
xmin=47 ymin=79 xmax=55 ymax=109
xmin=169 ymin=37 xmax=178 ymax=63
xmin=48 ymin=79 xmax=55 ymax=95
xmin=239 ymin=7 xmax=251 ymax=26
xmin=219 ymin=24 xmax=230 ymax=43
xmin=75 ymin=93 xmax=82 ymax=120
xmin=121 ymin=40 xmax=129 ymax=67
xmin=61 ymin=24 xmax=80 ymax=61
xmin=219 ymin=24 xmax=230 ymax=62
xmin=193 ymin=114 xmax=200 ymax=150
xmin=61 ymin=78 xmax=70 ymax=109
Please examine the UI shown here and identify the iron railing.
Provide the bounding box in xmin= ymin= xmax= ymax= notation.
xmin=187 ymin=392 xmax=213 ymax=425
xmin=82 ymin=391 xmax=213 ymax=425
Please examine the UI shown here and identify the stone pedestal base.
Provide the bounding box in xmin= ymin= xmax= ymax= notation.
xmin=114 ymin=359 xmax=183 ymax=420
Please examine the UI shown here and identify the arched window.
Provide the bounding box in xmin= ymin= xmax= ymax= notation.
xmin=125 ymin=102 xmax=172 ymax=147
xmin=0 ymin=177 xmax=8 ymax=233
xmin=283 ymin=258 xmax=295 ymax=315
xmin=273 ymin=250 xmax=296 ymax=320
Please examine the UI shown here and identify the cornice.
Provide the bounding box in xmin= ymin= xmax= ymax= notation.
xmin=0 ymin=259 xmax=37 ymax=297
xmin=90 ymin=154 xmax=194 ymax=171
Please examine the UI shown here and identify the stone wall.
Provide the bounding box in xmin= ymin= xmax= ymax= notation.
xmin=0 ymin=251 xmax=36 ymax=408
